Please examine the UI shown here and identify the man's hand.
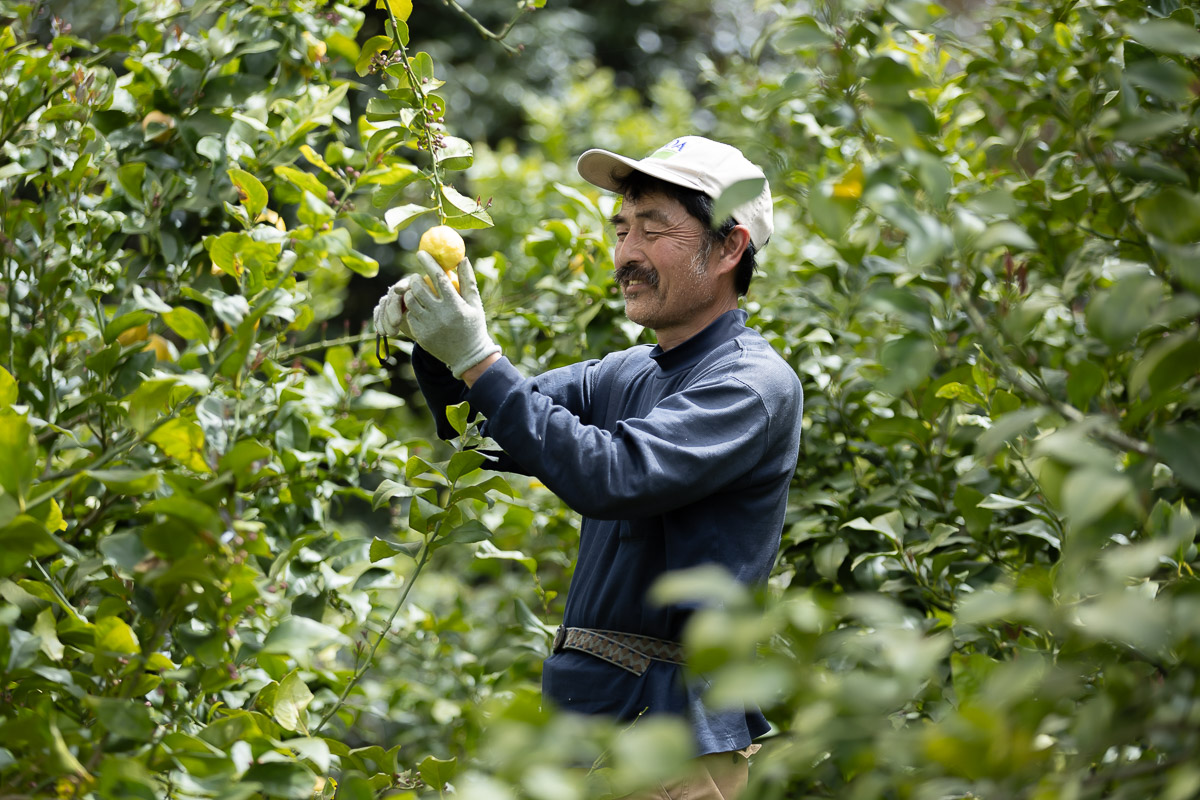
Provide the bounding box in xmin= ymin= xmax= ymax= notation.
xmin=373 ymin=275 xmax=415 ymax=339
xmin=404 ymin=251 xmax=501 ymax=380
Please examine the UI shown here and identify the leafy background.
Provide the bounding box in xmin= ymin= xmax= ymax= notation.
xmin=1 ymin=0 xmax=1198 ymax=798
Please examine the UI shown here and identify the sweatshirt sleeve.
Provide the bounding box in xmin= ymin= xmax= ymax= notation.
xmin=411 ymin=346 xmax=603 ymax=477
xmin=410 ymin=344 xmax=472 ymax=442
xmin=467 ymin=356 xmax=783 ymax=520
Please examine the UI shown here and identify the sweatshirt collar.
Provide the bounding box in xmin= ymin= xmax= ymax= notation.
xmin=649 ymin=308 xmax=747 ymax=374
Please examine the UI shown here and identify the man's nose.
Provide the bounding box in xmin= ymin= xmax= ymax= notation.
xmin=616 ymin=231 xmax=646 ymax=262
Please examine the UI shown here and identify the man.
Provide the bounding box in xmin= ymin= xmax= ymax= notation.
xmin=374 ymin=136 xmax=803 ymax=799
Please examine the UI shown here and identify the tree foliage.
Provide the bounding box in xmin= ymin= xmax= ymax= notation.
xmin=1 ymin=0 xmax=1198 ymax=798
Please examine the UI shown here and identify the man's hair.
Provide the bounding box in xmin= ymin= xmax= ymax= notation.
xmin=612 ymin=170 xmax=758 ymax=296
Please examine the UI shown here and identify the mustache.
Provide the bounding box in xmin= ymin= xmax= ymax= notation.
xmin=614 ymin=263 xmax=658 ymax=288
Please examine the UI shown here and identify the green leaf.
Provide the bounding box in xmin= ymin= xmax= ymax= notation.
xmin=977 ymin=406 xmax=1048 ymax=456
xmin=814 ymin=539 xmax=849 ymax=581
xmin=383 ymin=203 xmax=434 ymax=230
xmin=356 ymin=35 xmax=392 ymax=76
xmin=87 ymin=469 xmax=162 ymax=495
xmin=1067 ymin=361 xmax=1106 ymax=410
xmin=95 ymin=616 xmax=141 ymax=656
xmin=219 ymin=439 xmax=272 ymax=487
xmin=775 ymin=17 xmax=831 ymax=50
xmin=972 ymin=221 xmax=1037 ymax=251
xmin=842 ymin=511 xmax=905 ymax=547
xmin=347 ymin=212 xmax=400 ymax=244
xmin=163 ymin=307 xmax=211 ymax=344
xmin=435 ymin=136 xmax=474 ymax=171
xmin=434 ymin=519 xmax=491 ymax=549
xmin=809 ymin=181 xmax=857 ymax=239
xmin=1129 ymin=334 xmax=1200 ymax=398
xmin=935 ymin=381 xmax=986 ymax=406
xmin=418 ymin=755 xmax=457 ymax=791
xmin=97 ymin=531 xmax=150 ymax=571
xmin=228 ymin=168 xmax=268 ymax=219
xmin=447 ymin=450 xmax=486 ymax=482
xmin=1086 ymin=274 xmax=1165 ymax=345
xmin=445 ymin=401 xmax=472 ymax=436
xmin=1061 ymin=467 xmax=1133 ymax=530
xmin=372 ymin=479 xmax=417 ymax=510
xmin=878 ymin=333 xmax=938 ymax=396
xmin=339 ymin=249 xmax=380 ymax=278
xmin=1135 ymin=188 xmax=1200 ymax=243
xmin=244 ymin=762 xmax=317 ymax=800
xmin=1126 ymin=19 xmax=1200 ymax=57
xmin=126 ymin=377 xmax=181 ymax=433
xmin=116 ymin=162 xmax=146 ymax=203
xmin=0 ymin=516 xmax=60 ymax=576
xmin=261 ymin=617 xmax=349 ymax=654
xmin=0 ymin=414 xmax=37 ymax=500
xmin=954 ymin=484 xmax=994 ymax=537
xmin=369 ymin=536 xmax=420 ymax=562
xmin=0 ymin=366 xmax=16 ymax=408
xmin=87 ymin=696 xmax=155 ymax=739
xmin=475 ymin=540 xmax=536 ymax=574
xmin=649 ymin=564 xmax=748 ymax=608
xmin=273 ymin=670 xmax=314 ymax=733
xmin=710 ymin=177 xmax=766 ymax=229
xmin=34 ymin=607 xmax=64 ymax=661
xmin=1155 ymin=424 xmax=1200 ymax=492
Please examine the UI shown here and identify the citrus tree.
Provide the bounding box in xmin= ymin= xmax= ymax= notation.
xmin=674 ymin=1 xmax=1200 ymax=797
xmin=0 ymin=0 xmax=536 ymax=796
xmin=3 ymin=0 xmax=1200 ymax=798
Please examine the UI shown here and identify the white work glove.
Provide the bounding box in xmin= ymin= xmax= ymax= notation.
xmin=404 ymin=251 xmax=501 ymax=379
xmin=372 ymin=274 xmax=415 ymax=339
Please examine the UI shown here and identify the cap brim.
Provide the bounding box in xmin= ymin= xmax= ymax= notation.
xmin=577 ymin=148 xmax=708 ymax=196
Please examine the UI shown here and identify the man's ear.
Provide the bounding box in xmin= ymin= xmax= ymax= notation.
xmin=714 ymin=225 xmax=751 ymax=276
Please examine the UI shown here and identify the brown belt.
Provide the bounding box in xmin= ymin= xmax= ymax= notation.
xmin=552 ymin=626 xmax=685 ymax=676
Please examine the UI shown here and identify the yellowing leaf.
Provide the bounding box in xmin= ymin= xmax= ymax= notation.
xmin=0 ymin=365 xmax=16 ymax=408
xmin=95 ymin=616 xmax=140 ymax=655
xmin=148 ymin=418 xmax=211 ymax=473
xmin=299 ymin=144 xmax=339 ymax=179
xmin=377 ymin=0 xmax=412 ymax=23
xmin=45 ymin=498 xmax=67 ymax=532
xmin=1053 ymin=22 xmax=1073 ymax=50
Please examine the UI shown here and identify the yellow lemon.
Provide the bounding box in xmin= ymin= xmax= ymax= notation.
xmin=117 ymin=323 xmax=149 ymax=345
xmin=145 ymin=334 xmax=175 ymax=361
xmin=302 ymin=31 xmax=327 ymax=62
xmin=418 ymin=225 xmax=464 ymax=294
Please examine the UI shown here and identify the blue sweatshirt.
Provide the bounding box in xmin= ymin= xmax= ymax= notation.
xmin=411 ymin=308 xmax=803 ymax=754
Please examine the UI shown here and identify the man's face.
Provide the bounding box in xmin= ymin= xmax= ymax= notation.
xmin=610 ymin=191 xmax=724 ymax=341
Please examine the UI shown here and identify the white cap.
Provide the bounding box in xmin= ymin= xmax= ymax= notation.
xmin=576 ymin=136 xmax=773 ymax=249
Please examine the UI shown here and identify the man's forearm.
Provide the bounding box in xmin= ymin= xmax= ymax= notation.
xmin=461 ymin=352 xmax=501 ymax=388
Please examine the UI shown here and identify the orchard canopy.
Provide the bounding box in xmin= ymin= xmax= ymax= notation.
xmin=1 ymin=0 xmax=1199 ymax=798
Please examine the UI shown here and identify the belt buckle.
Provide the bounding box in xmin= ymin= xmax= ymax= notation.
xmin=552 ymin=625 xmax=565 ymax=653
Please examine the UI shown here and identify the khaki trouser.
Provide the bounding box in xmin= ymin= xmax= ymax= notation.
xmin=621 ymin=745 xmax=757 ymax=800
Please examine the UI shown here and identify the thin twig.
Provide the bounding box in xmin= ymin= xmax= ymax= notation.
xmin=381 ymin=8 xmax=446 ymax=221
xmin=313 ymin=542 xmax=432 ymax=733
xmin=958 ymin=290 xmax=1155 ymax=458
xmin=278 ymin=331 xmax=376 ymax=361
xmin=438 ymin=0 xmax=531 ymax=54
